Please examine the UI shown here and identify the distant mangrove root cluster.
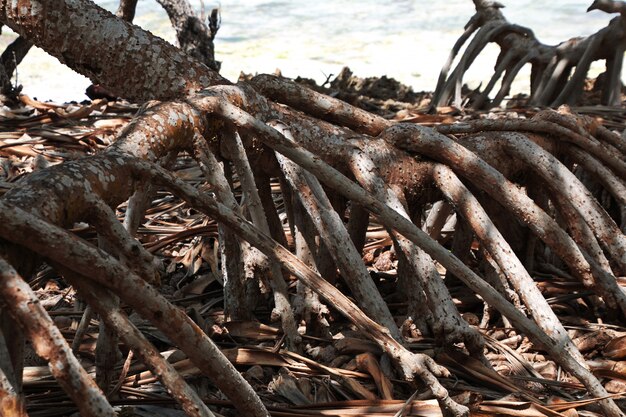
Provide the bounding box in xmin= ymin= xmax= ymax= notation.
xmin=0 ymin=1 xmax=624 ymax=417
xmin=432 ymin=0 xmax=626 ymax=109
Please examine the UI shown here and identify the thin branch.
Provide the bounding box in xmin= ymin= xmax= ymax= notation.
xmin=0 ymin=258 xmax=115 ymax=417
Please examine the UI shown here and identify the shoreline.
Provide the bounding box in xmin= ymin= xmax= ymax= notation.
xmin=0 ymin=1 xmax=616 ymax=104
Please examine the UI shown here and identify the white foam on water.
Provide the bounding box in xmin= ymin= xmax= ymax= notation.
xmin=2 ymin=0 xmax=618 ymax=103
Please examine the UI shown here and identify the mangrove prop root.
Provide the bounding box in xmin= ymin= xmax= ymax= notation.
xmin=432 ymin=0 xmax=626 ymax=109
xmin=0 ymin=258 xmax=116 ymax=417
xmin=0 ymin=83 xmax=622 ymax=416
xmin=62 ymin=271 xmax=216 ymax=417
xmin=273 ymin=123 xmax=400 ymax=341
xmin=1 ymin=1 xmax=624 ymax=415
xmin=0 ymin=200 xmax=272 ymax=417
xmin=223 ymin=128 xmax=301 ymax=350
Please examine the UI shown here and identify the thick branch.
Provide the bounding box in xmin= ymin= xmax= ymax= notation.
xmin=0 ymin=0 xmax=226 ymax=101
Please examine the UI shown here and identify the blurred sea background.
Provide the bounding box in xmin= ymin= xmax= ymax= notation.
xmin=1 ymin=0 xmax=620 ymax=102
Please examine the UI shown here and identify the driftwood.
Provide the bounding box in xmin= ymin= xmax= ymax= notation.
xmin=154 ymin=0 xmax=221 ymax=71
xmin=432 ymin=0 xmax=626 ymax=109
xmin=0 ymin=1 xmax=624 ymax=417
xmin=0 ymin=25 xmax=31 ymax=99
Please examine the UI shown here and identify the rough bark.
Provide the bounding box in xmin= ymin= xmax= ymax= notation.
xmin=0 ymin=364 xmax=25 ymax=417
xmin=222 ymin=128 xmax=300 ymax=349
xmin=0 ymin=197 xmax=271 ymax=417
xmin=274 ymin=124 xmax=401 ymax=341
xmin=0 ymin=0 xmax=226 ymax=101
xmin=0 ymin=1 xmax=624 ymax=417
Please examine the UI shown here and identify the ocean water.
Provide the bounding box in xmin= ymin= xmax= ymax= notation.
xmin=3 ymin=0 xmax=618 ymax=102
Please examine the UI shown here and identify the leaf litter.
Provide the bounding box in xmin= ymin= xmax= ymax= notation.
xmin=4 ymin=71 xmax=626 ymax=416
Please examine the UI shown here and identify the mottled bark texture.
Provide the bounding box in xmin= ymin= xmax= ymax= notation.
xmin=0 ymin=0 xmax=226 ymax=102
xmin=0 ymin=1 xmax=624 ymax=417
xmin=432 ymin=0 xmax=626 ymax=109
